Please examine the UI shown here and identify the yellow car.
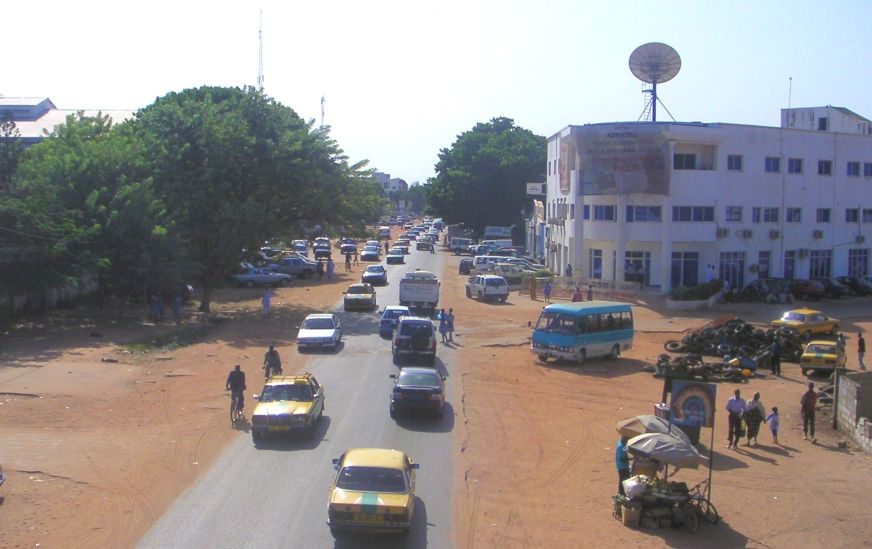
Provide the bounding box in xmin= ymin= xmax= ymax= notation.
xmin=800 ymin=340 xmax=847 ymax=376
xmin=771 ymin=308 xmax=838 ymax=340
xmin=250 ymin=373 xmax=324 ymax=443
xmin=327 ymin=448 xmax=419 ymax=536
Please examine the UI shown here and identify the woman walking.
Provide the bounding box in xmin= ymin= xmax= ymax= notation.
xmin=744 ymin=392 xmax=766 ymax=446
xmin=438 ymin=308 xmax=449 ymax=343
xmin=446 ymin=308 xmax=455 ymax=343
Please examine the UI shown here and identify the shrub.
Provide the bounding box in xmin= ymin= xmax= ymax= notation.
xmin=670 ymin=279 xmax=724 ymax=301
xmin=532 ymin=269 xmax=554 ymax=278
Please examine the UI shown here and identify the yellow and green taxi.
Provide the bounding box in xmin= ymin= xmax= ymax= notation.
xmin=800 ymin=340 xmax=847 ymax=376
xmin=771 ymin=308 xmax=839 ymax=339
xmin=250 ymin=373 xmax=324 ymax=444
xmin=327 ymin=448 xmax=419 ymax=536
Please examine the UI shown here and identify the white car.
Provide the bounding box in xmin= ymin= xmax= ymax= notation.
xmin=297 ymin=313 xmax=342 ymax=352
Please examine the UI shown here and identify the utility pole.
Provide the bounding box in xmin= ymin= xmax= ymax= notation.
xmin=257 ymin=10 xmax=264 ymax=92
xmin=320 ymin=95 xmax=326 ymax=128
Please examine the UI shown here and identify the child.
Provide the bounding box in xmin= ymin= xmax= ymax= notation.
xmin=766 ymin=406 xmax=780 ymax=445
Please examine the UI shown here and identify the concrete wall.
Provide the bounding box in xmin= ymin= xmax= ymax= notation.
xmin=837 ymin=371 xmax=872 ymax=452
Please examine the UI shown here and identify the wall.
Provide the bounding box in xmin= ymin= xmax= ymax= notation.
xmin=837 ymin=371 xmax=872 ymax=453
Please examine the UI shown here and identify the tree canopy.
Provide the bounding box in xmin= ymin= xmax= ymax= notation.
xmin=425 ymin=117 xmax=545 ymax=237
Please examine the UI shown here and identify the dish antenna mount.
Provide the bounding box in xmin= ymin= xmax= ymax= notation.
xmin=629 ymin=42 xmax=681 ymax=122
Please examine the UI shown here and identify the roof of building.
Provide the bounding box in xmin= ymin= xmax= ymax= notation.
xmin=0 ymin=96 xmax=133 ymax=142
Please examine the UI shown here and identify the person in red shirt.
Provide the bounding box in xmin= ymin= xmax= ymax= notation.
xmin=800 ymin=382 xmax=818 ymax=442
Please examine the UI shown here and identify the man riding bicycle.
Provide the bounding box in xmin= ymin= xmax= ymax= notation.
xmin=226 ymin=364 xmax=246 ymax=412
xmin=264 ymin=344 xmax=282 ymax=379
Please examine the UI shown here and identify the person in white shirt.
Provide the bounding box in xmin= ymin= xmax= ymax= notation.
xmin=725 ymin=389 xmax=746 ymax=449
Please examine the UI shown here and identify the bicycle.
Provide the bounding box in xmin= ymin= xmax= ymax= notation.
xmin=229 ymin=390 xmax=244 ymax=426
xmin=688 ymin=480 xmax=720 ymax=525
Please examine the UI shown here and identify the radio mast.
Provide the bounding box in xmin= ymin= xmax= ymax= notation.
xmin=320 ymin=95 xmax=326 ymax=128
xmin=257 ymin=10 xmax=264 ymax=92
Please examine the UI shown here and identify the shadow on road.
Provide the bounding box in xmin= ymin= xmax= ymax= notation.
xmin=253 ymin=416 xmax=333 ymax=451
xmin=393 ymin=402 xmax=455 ymax=434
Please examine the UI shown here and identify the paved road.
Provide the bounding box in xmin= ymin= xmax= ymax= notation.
xmin=139 ymin=249 xmax=454 ymax=548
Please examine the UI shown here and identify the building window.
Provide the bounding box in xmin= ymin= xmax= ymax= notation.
xmin=752 ymin=207 xmax=762 ymax=223
xmin=583 ymin=205 xmax=590 ymax=220
xmin=849 ymin=249 xmax=869 ymax=278
xmin=809 ymin=250 xmax=832 ymax=278
xmin=671 ymin=251 xmax=699 ymax=287
xmin=765 ymin=157 xmax=781 ymax=173
xmin=672 ymin=206 xmax=714 ymax=222
xmin=588 ymin=248 xmax=603 ymax=279
xmin=725 ymin=206 xmax=742 ymax=223
xmin=673 ymin=153 xmax=696 ymax=170
xmin=816 ymin=208 xmax=831 ymax=223
xmin=864 ymin=163 xmax=872 ymax=177
xmin=818 ymin=117 xmax=829 ymax=131
xmin=863 ymin=209 xmax=872 ymax=223
xmin=847 ymin=161 xmax=861 ymax=176
xmin=818 ymin=160 xmax=832 ymax=176
xmin=719 ymin=251 xmax=745 ymax=290
xmin=787 ymin=158 xmax=803 ymax=174
xmin=757 ymin=251 xmax=771 ymax=279
xmin=847 ymin=208 xmax=859 ymax=223
xmin=626 ymin=206 xmax=661 ymax=222
xmin=727 ymin=155 xmax=743 ymax=171
xmin=593 ymin=205 xmax=615 ymax=221
xmin=764 ymin=208 xmax=779 ymax=223
xmin=547 ymin=161 xmax=551 ymax=176
xmin=786 ymin=208 xmax=802 ymax=223
xmin=784 ymin=250 xmax=796 ymax=279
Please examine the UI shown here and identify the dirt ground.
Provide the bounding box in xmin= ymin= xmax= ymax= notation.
xmin=2 ymin=239 xmax=872 ymax=548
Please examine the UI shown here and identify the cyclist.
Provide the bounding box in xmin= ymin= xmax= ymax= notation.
xmin=264 ymin=344 xmax=282 ymax=379
xmin=226 ymin=364 xmax=246 ymax=413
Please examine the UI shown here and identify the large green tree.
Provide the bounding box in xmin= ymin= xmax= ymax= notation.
xmin=0 ymin=111 xmax=23 ymax=191
xmin=425 ymin=117 xmax=545 ymax=237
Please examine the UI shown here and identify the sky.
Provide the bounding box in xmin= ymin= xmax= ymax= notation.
xmin=5 ymin=0 xmax=872 ymax=184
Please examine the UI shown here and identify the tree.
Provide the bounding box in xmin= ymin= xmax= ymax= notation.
xmin=425 ymin=117 xmax=545 ymax=237
xmin=0 ymin=111 xmax=23 ymax=192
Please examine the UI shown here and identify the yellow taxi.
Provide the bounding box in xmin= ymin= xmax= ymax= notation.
xmin=327 ymin=448 xmax=419 ymax=536
xmin=800 ymin=340 xmax=847 ymax=376
xmin=771 ymin=308 xmax=838 ymax=340
xmin=250 ymin=373 xmax=324 ymax=444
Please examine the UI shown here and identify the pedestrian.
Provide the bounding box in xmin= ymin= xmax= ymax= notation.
xmin=587 ymin=285 xmax=594 ymax=301
xmin=262 ymin=287 xmax=271 ymax=316
xmin=438 ymin=308 xmax=448 ymax=343
xmin=326 ymin=257 xmax=335 ymax=280
xmin=565 ymin=263 xmax=573 ymax=279
xmin=837 ymin=332 xmax=846 ymax=352
xmin=859 ymin=332 xmax=866 ymax=370
xmin=770 ymin=339 xmax=781 ymax=375
xmin=705 ymin=264 xmax=713 ymax=282
xmin=352 ymin=250 xmax=359 ymax=266
xmin=615 ymin=435 xmax=630 ymax=496
xmin=543 ymin=280 xmax=552 ymax=303
xmin=172 ymin=292 xmax=182 ymax=326
xmin=149 ymin=293 xmax=161 ymax=322
xmin=447 ymin=308 xmax=455 ymax=342
xmin=316 ymin=259 xmax=325 ymax=280
xmin=766 ymin=406 xmax=780 ymax=445
xmin=345 ymin=252 xmax=352 ymax=272
xmin=744 ymin=392 xmax=765 ymax=446
xmin=529 ymin=276 xmax=538 ymax=301
xmin=725 ymin=388 xmax=746 ymax=449
xmin=384 ymin=240 xmax=390 ymax=254
xmin=800 ymin=382 xmax=818 ymax=442
xmin=572 ymin=287 xmax=582 ymax=302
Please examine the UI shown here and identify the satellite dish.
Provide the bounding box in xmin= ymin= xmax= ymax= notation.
xmin=629 ymin=43 xmax=681 ymax=122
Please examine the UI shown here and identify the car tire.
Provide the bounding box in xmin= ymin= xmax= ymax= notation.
xmin=252 ymin=430 xmax=263 ymax=444
xmin=390 ymin=406 xmax=397 ymax=419
xmin=576 ymin=349 xmax=586 ymax=366
xmin=500 ymin=296 xmax=507 ymax=302
xmin=609 ymin=344 xmax=620 ymax=360
xmin=538 ymin=354 xmax=549 ymax=362
xmin=392 ymin=353 xmax=401 ymax=365
xmin=244 ymin=281 xmax=254 ymax=288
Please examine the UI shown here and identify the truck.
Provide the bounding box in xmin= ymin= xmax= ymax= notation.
xmin=399 ymin=270 xmax=440 ymax=314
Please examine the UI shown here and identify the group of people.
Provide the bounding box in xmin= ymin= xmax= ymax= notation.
xmin=571 ymin=285 xmax=595 ymax=303
xmin=726 ymin=384 xmax=821 ymax=448
xmin=438 ymin=308 xmax=455 ymax=344
xmin=225 ymin=345 xmax=284 ymax=415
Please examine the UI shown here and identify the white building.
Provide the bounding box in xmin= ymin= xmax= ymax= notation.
xmin=544 ymin=106 xmax=872 ymax=292
xmin=372 ymin=171 xmax=408 ymax=194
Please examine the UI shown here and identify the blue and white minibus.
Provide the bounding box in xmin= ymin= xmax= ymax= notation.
xmin=530 ymin=301 xmax=634 ymax=364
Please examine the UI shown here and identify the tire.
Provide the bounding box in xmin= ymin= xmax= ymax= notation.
xmin=252 ymin=430 xmax=263 ymax=444
xmin=390 ymin=406 xmax=397 ymax=419
xmin=609 ymin=344 xmax=620 ymax=360
xmin=576 ymin=349 xmax=586 ymax=366
xmin=278 ymin=279 xmax=289 ymax=287
xmin=500 ymin=296 xmax=507 ymax=302
xmin=538 ymin=354 xmax=549 ymax=362
xmin=683 ymin=504 xmax=699 ymax=533
xmin=244 ymin=281 xmax=254 ymax=288
xmin=694 ymin=497 xmax=719 ymax=524
xmin=664 ymin=340 xmax=683 ymax=353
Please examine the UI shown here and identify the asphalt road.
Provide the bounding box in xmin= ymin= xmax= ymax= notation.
xmin=138 ymin=248 xmax=454 ymax=549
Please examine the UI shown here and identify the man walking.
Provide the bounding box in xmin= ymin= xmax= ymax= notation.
xmin=543 ymin=280 xmax=552 ymax=304
xmin=446 ymin=308 xmax=455 ymax=343
xmin=615 ymin=436 xmax=630 ymax=496
xmin=725 ymin=388 xmax=746 ymax=449
xmin=801 ymin=382 xmax=818 ymax=442
xmin=859 ymin=332 xmax=866 ymax=370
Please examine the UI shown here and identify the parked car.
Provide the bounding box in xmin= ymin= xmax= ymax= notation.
xmin=789 ymin=279 xmax=827 ymax=300
xmin=293 ymin=242 xmax=308 ymax=256
xmin=362 ymin=264 xmax=388 ymax=286
xmin=379 ymin=306 xmax=411 ymax=338
xmin=389 ymin=367 xmax=446 ymax=418
xmin=229 ymin=267 xmax=292 ymax=288
xmin=836 ymin=276 xmax=872 ymax=296
xmin=271 ymin=256 xmax=319 ymax=279
xmin=360 ymin=246 xmax=381 ymax=262
xmin=314 ymin=244 xmax=332 ymax=260
xmin=458 ymin=258 xmax=474 ymax=275
xmin=250 ymin=373 xmax=324 ymax=443
xmin=416 ymin=241 xmax=434 ymax=251
xmin=395 ymin=245 xmax=410 ymax=255
xmin=811 ymin=277 xmax=848 ymax=299
xmin=343 ymin=283 xmax=377 ymax=311
xmin=392 ymin=316 xmax=437 ymax=365
xmin=800 ymin=340 xmax=847 ymax=376
xmin=327 ymin=448 xmax=419 ymax=536
xmin=386 ymin=249 xmax=405 ymax=264
xmin=396 ymin=238 xmax=411 ymax=248
xmin=340 ymin=242 xmax=357 ymax=255
xmin=297 ymin=313 xmax=342 ymax=351
xmin=465 ymin=274 xmax=510 ymax=302
xmin=771 ymin=308 xmax=839 ymax=340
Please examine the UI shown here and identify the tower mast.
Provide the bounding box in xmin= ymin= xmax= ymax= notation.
xmin=257 ymin=10 xmax=264 ymax=92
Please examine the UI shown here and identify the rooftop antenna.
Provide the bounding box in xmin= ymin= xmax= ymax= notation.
xmin=320 ymin=95 xmax=326 ymax=128
xmin=629 ymin=42 xmax=681 ymax=122
xmin=257 ymin=10 xmax=264 ymax=92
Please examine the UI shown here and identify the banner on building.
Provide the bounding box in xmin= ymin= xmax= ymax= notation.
xmin=669 ymin=380 xmax=717 ymax=428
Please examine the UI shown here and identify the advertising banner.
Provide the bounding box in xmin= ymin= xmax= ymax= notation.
xmin=669 ymin=380 xmax=717 ymax=428
xmin=573 ymin=125 xmax=671 ymax=196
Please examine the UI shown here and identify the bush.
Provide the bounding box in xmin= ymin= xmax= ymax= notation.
xmin=532 ymin=269 xmax=554 ymax=278
xmin=670 ymin=279 xmax=724 ymax=301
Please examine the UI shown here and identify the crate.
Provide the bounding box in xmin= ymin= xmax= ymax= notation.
xmin=621 ymin=502 xmax=641 ymax=527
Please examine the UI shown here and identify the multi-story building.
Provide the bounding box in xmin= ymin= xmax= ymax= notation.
xmin=0 ymin=96 xmax=132 ymax=146
xmin=544 ymin=106 xmax=872 ymax=292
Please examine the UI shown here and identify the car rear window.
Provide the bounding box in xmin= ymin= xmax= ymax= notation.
xmin=485 ymin=278 xmax=506 ymax=287
xmin=400 ymin=323 xmax=431 ymax=337
xmin=303 ymin=318 xmax=335 ymax=330
xmin=398 ymin=372 xmax=440 ymax=387
xmin=337 ymin=466 xmax=407 ymax=493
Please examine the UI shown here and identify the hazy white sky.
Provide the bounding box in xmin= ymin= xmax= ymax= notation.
xmin=6 ymin=1 xmax=872 ymax=184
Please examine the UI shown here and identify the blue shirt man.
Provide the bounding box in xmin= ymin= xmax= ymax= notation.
xmin=616 ymin=436 xmax=630 ymax=495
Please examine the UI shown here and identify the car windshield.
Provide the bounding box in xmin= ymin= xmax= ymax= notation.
xmin=398 ymin=371 xmax=440 ymax=387
xmin=384 ymin=309 xmax=407 ymax=319
xmin=348 ymin=285 xmax=371 ymax=294
xmin=366 ymin=266 xmax=384 ymax=273
xmin=399 ymin=323 xmax=431 ymax=337
xmin=783 ymin=312 xmax=807 ymax=322
xmin=806 ymin=344 xmax=836 ymax=354
xmin=259 ymin=383 xmax=313 ymax=402
xmin=337 ymin=466 xmax=407 ymax=493
xmin=303 ymin=318 xmax=335 ymax=330
xmin=535 ymin=312 xmax=577 ymax=334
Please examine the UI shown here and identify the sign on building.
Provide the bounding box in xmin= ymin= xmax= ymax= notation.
xmin=526 ymin=182 xmax=546 ymax=195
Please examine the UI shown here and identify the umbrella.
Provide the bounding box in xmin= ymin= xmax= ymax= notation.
xmin=616 ymin=415 xmax=694 ymax=447
xmin=626 ymin=432 xmax=707 ymax=469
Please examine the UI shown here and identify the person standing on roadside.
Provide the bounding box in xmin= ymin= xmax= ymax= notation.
xmin=345 ymin=252 xmax=352 ymax=272
xmin=172 ymin=292 xmax=182 ymax=326
xmin=316 ymin=258 xmax=325 ymax=280
xmin=565 ymin=263 xmax=573 ymax=280
xmin=859 ymin=333 xmax=866 ymax=370
xmin=725 ymin=388 xmax=746 ymax=449
xmin=587 ymin=284 xmax=594 ymax=301
xmin=801 ymin=382 xmax=818 ymax=442
xmin=770 ymin=339 xmax=781 ymax=375
xmin=529 ymin=276 xmax=538 ymax=301
xmin=262 ymin=287 xmax=271 ymax=316
xmin=543 ymin=280 xmax=552 ymax=304
xmin=766 ymin=406 xmax=780 ymax=445
xmin=326 ymin=257 xmax=335 ymax=280
xmin=615 ymin=436 xmax=630 ymax=496
xmin=438 ymin=308 xmax=448 ymax=343
xmin=446 ymin=308 xmax=455 ymax=343
xmin=572 ymin=287 xmax=582 ymax=302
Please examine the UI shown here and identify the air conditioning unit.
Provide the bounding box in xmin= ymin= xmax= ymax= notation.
xmin=769 ymin=229 xmax=780 ymax=239
xmin=857 ymin=235 xmax=866 ymax=244
xmin=742 ymin=229 xmax=753 ymax=238
xmin=813 ymin=230 xmax=824 ymax=239
xmin=716 ymin=228 xmax=729 ymax=238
